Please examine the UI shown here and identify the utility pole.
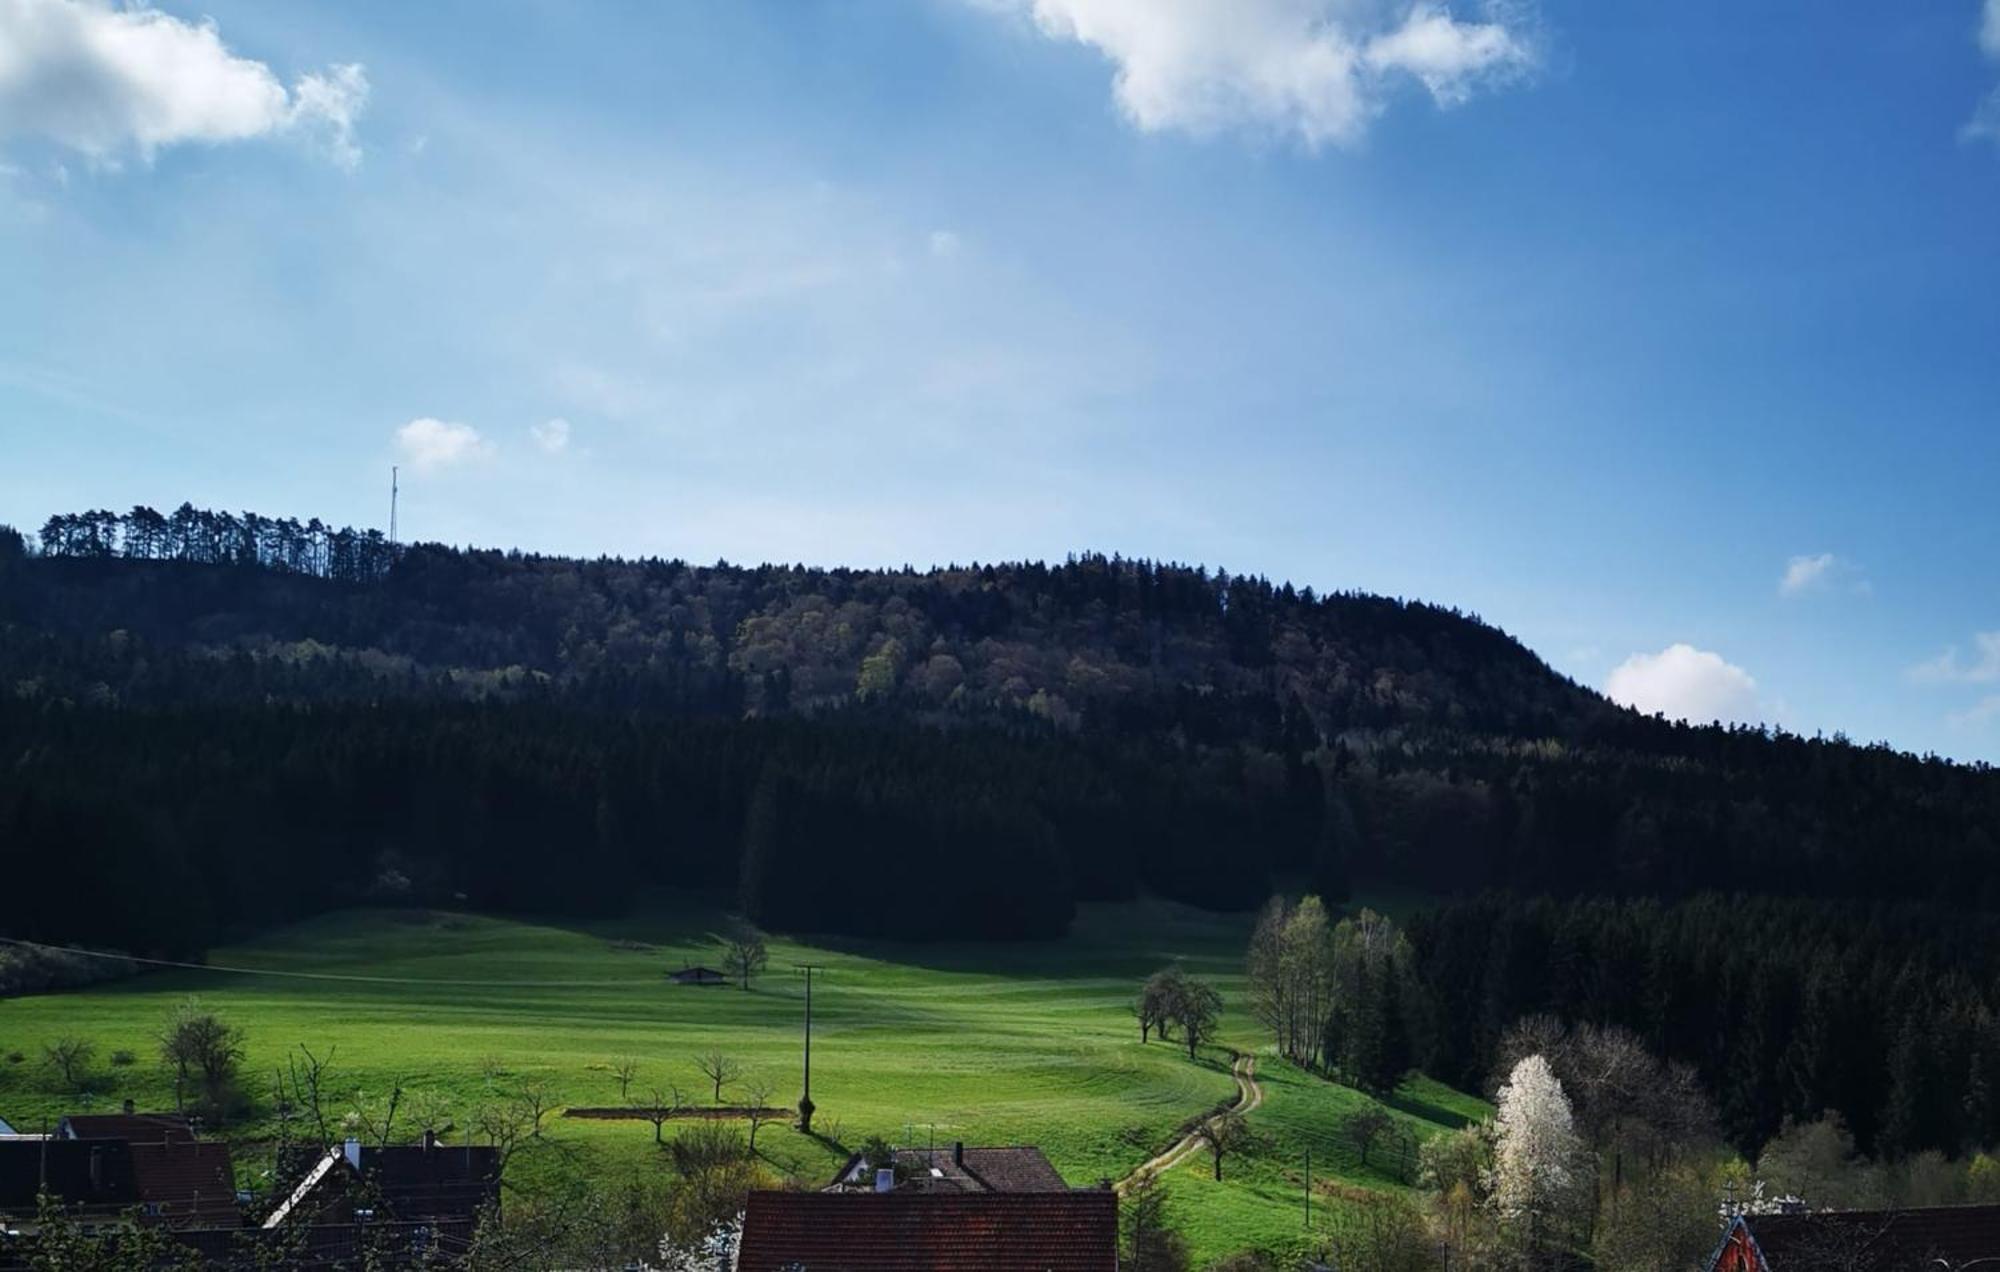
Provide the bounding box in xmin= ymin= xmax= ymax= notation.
xmin=797 ymin=963 xmax=823 ymax=1133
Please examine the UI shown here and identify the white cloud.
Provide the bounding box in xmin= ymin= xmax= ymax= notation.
xmin=927 ymin=228 xmax=962 ymax=259
xmin=0 ymin=0 xmax=367 ymax=166
xmin=396 ymin=417 xmax=491 ymax=472
xmin=1949 ymin=694 xmax=2000 ymax=729
xmin=1966 ymin=87 xmax=2000 ymax=150
xmin=1969 ymin=1 xmax=2000 ymax=148
xmin=529 ymin=417 xmax=571 ymax=454
xmin=1605 ymin=643 xmax=1761 ymax=725
xmin=1910 ymin=631 xmax=2000 ymax=685
xmin=1778 ymin=551 xmax=1868 ymax=599
xmin=980 ymin=0 xmax=1539 ymax=148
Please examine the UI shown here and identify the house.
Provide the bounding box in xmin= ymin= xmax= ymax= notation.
xmin=736 ymin=1189 xmax=1118 ymax=1272
xmin=57 ymin=1104 xmax=196 ymax=1146
xmin=267 ymin=1136 xmax=500 ymax=1230
xmin=829 ymin=1142 xmax=1071 ymax=1193
xmin=668 ymin=964 xmax=728 ymax=985
xmin=1710 ymin=1203 xmax=2000 ymax=1270
xmin=128 ymin=1139 xmax=239 ymax=1226
xmin=1 ymin=1106 xmax=237 ymax=1233
xmin=0 ymin=1138 xmax=140 ymax=1229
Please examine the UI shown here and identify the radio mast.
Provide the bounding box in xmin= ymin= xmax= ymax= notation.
xmin=389 ymin=466 xmax=399 ymax=546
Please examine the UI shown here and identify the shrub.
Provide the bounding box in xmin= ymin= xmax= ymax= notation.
xmin=110 ymin=1049 xmax=136 ymax=1067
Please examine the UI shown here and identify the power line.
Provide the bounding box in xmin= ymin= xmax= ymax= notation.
xmin=0 ymin=936 xmax=661 ymax=989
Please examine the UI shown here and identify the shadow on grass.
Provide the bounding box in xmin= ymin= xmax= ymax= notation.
xmin=1378 ymin=1089 xmax=1472 ymax=1130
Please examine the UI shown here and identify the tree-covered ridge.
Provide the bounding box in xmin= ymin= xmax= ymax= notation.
xmin=34 ymin=505 xmax=395 ymax=581
xmin=12 ymin=504 xmax=1599 ymax=738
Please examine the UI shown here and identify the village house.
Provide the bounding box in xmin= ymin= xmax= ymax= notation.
xmin=0 ymin=1138 xmax=140 ymax=1233
xmin=1709 ymin=1203 xmax=2000 ymax=1270
xmin=268 ymin=1135 xmax=500 ymax=1231
xmin=736 ymin=1188 xmax=1118 ymax=1272
xmin=0 ymin=1102 xmax=241 ymax=1237
xmin=828 ymin=1141 xmax=1072 ymax=1194
xmin=57 ymin=1106 xmax=196 ymax=1144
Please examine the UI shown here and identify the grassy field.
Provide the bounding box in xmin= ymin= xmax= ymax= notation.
xmin=0 ymin=896 xmax=1485 ymax=1265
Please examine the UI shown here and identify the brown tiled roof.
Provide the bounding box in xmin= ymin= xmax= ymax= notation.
xmin=957 ymin=1147 xmax=1071 ymax=1193
xmin=737 ymin=1189 xmax=1118 ymax=1272
xmin=1740 ymin=1203 xmax=2000 ymax=1268
xmin=59 ymin=1113 xmax=195 ymax=1144
xmin=129 ymin=1140 xmax=239 ymax=1225
xmin=833 ymin=1145 xmax=1072 ymax=1193
xmin=0 ymin=1139 xmax=139 ymax=1213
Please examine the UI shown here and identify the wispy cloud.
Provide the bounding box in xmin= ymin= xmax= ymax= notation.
xmin=0 ymin=0 xmax=367 ymax=168
xmin=973 ymin=0 xmax=1541 ymax=149
xmin=1967 ymin=0 xmax=2000 ymax=149
xmin=1950 ymin=694 xmax=2000 ymax=729
xmin=1605 ymin=643 xmax=1762 ymax=725
xmin=1778 ymin=552 xmax=1868 ymax=599
xmin=529 ymin=418 xmax=572 ymax=455
xmin=1910 ymin=631 xmax=2000 ymax=685
xmin=396 ymin=418 xmax=492 ymax=472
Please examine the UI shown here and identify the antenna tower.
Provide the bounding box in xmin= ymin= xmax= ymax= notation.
xmin=389 ymin=466 xmax=399 ymax=546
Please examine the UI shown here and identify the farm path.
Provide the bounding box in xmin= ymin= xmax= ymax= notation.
xmin=1115 ymin=1052 xmax=1262 ymax=1194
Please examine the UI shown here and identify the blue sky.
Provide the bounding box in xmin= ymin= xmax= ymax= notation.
xmin=3 ymin=0 xmax=1999 ymax=758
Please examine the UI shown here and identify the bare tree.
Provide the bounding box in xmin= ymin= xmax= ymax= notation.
xmin=742 ymin=1075 xmax=778 ymax=1153
xmin=42 ymin=1037 xmax=94 ymax=1092
xmin=516 ymin=1077 xmax=557 ymax=1139
xmin=350 ymin=1084 xmax=405 ymax=1147
xmin=613 ymin=1058 xmax=641 ymax=1103
xmin=638 ymin=1085 xmax=684 ymax=1145
xmin=284 ymin=1045 xmax=337 ymax=1146
xmin=1194 ymin=1111 xmax=1245 ymax=1181
xmin=1342 ymin=1107 xmax=1396 ymax=1169
xmin=694 ymin=1050 xmax=743 ymax=1105
xmin=719 ymin=922 xmax=769 ymax=992
xmin=471 ymin=1100 xmax=532 ymax=1172
xmin=410 ymin=1089 xmax=453 ymax=1141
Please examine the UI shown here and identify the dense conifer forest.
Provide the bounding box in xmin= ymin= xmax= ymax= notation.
xmin=6 ymin=504 xmax=2000 ymax=1157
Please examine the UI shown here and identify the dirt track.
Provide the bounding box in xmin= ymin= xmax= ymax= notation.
xmin=1115 ymin=1052 xmax=1263 ymax=1194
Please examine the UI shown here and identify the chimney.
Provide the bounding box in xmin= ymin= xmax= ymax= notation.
xmin=344 ymin=1137 xmax=362 ymax=1171
xmin=953 ymin=1141 xmax=964 ymax=1168
xmin=874 ymin=1168 xmax=895 ymax=1194
xmin=122 ymin=1100 xmax=135 ymax=1115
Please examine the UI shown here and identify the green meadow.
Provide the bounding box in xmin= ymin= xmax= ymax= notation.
xmin=0 ymin=896 xmax=1484 ymax=1265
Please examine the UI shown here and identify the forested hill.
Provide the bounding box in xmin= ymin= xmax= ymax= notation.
xmin=4 ymin=506 xmax=2000 ymax=959
xmin=10 ymin=505 xmax=1603 ymax=738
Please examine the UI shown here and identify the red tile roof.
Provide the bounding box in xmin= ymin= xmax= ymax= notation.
xmin=129 ymin=1140 xmax=239 ymax=1225
xmin=59 ymin=1113 xmax=196 ymax=1144
xmin=737 ymin=1189 xmax=1118 ymax=1272
xmin=1726 ymin=1204 xmax=2000 ymax=1269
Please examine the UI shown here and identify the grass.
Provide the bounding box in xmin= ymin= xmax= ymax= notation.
xmin=0 ymin=894 xmax=1485 ymax=1264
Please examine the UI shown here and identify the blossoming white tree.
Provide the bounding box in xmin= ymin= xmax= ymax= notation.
xmin=1490 ymin=1053 xmax=1587 ymax=1264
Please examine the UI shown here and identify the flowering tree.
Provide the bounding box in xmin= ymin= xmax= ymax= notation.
xmin=1489 ymin=1054 xmax=1588 ymax=1264
xmin=657 ymin=1212 xmax=741 ymax=1272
